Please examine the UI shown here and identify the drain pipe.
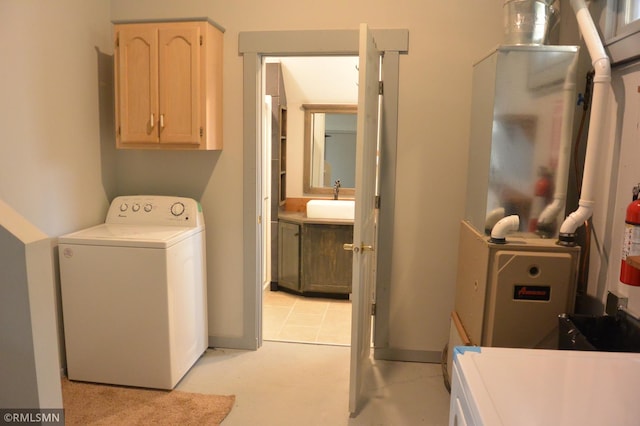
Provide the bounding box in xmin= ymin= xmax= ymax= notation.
xmin=557 ymin=0 xmax=611 ymax=246
xmin=536 ymin=54 xmax=578 ymax=234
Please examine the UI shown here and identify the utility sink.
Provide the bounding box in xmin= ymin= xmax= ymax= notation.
xmin=306 ymin=200 xmax=355 ymax=220
xmin=558 ymin=312 xmax=640 ymax=352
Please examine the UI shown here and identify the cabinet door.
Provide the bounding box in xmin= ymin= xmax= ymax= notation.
xmin=158 ymin=25 xmax=201 ymax=145
xmin=116 ymin=25 xmax=159 ymax=144
xmin=278 ymin=221 xmax=300 ymax=291
xmin=302 ymin=224 xmax=353 ymax=294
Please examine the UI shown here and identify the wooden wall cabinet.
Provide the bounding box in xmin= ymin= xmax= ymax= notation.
xmin=114 ymin=20 xmax=223 ymax=150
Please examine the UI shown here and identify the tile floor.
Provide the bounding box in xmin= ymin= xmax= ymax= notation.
xmin=262 ymin=288 xmax=352 ymax=345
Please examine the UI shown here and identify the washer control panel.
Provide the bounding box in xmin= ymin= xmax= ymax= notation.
xmin=106 ymin=196 xmax=203 ymax=227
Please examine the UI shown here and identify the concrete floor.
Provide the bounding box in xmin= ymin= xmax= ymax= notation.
xmin=177 ymin=341 xmax=451 ymax=425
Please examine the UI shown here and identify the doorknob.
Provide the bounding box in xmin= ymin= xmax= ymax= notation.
xmin=343 ymin=243 xmax=374 ymax=253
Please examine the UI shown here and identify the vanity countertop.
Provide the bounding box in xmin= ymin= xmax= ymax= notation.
xmin=278 ymin=211 xmax=354 ymax=225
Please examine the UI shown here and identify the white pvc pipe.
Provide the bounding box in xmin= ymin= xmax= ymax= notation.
xmin=538 ymin=198 xmax=564 ymax=228
xmin=484 ymin=207 xmax=506 ymax=233
xmin=537 ymin=54 xmax=578 ymax=230
xmin=490 ymin=215 xmax=520 ymax=243
xmin=559 ymin=0 xmax=611 ymax=241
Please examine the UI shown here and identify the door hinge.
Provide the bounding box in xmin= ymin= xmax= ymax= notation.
xmin=371 ymin=303 xmax=377 ymax=316
xmin=378 ymin=81 xmax=384 ymax=95
xmin=115 ymin=36 xmax=119 ymax=48
xmin=375 ymin=195 xmax=381 ymax=209
xmin=117 ymin=126 xmax=121 ymax=136
xmin=200 ymin=127 xmax=203 ymax=137
xmin=200 ymin=35 xmax=203 ymax=46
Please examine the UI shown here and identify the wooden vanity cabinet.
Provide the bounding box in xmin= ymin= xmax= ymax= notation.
xmin=278 ymin=221 xmax=301 ymax=292
xmin=278 ymin=217 xmax=353 ymax=296
xmin=301 ymin=224 xmax=353 ymax=294
xmin=114 ymin=20 xmax=223 ymax=150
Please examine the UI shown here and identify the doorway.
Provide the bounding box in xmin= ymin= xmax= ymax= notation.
xmin=239 ymin=29 xmax=406 ymax=352
xmin=261 ymin=56 xmax=357 ymax=346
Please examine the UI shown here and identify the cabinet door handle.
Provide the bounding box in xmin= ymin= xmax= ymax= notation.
xmin=160 ymin=114 xmax=165 ymax=129
xmin=150 ymin=113 xmax=155 ymax=129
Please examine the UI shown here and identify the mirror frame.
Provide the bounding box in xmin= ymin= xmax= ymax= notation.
xmin=302 ymin=104 xmax=357 ymax=196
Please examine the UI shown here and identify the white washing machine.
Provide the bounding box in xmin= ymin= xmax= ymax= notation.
xmin=59 ymin=195 xmax=207 ymax=389
xmin=450 ymin=346 xmax=640 ymax=426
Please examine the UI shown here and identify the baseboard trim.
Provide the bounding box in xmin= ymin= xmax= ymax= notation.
xmin=374 ymin=348 xmax=442 ymax=363
xmin=208 ymin=335 xmax=258 ymax=351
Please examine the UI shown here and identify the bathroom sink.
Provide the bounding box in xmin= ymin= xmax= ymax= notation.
xmin=306 ymin=200 xmax=355 ymax=220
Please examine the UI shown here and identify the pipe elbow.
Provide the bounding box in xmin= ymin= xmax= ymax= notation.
xmin=572 ymin=0 xmax=610 ymax=75
xmin=538 ymin=200 xmax=564 ymax=225
xmin=558 ymin=203 xmax=593 ymax=238
xmin=536 ymin=199 xmax=564 ymax=237
xmin=490 ymin=215 xmax=520 ymax=244
xmin=592 ymin=57 xmax=611 ymax=81
xmin=484 ymin=207 xmax=506 ymax=235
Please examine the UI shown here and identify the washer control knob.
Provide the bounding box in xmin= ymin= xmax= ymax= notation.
xmin=132 ymin=203 xmax=140 ymax=212
xmin=119 ymin=203 xmax=128 ymax=212
xmin=144 ymin=203 xmax=153 ymax=212
xmin=170 ymin=202 xmax=185 ymax=217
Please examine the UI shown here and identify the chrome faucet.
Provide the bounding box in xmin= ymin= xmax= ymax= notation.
xmin=333 ymin=180 xmax=341 ymax=200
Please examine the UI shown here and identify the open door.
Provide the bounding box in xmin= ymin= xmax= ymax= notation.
xmin=348 ymin=23 xmax=381 ymax=415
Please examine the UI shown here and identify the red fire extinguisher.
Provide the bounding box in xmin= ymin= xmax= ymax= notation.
xmin=620 ymin=184 xmax=640 ymax=286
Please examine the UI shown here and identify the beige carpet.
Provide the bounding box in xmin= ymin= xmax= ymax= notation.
xmin=62 ymin=379 xmax=235 ymax=425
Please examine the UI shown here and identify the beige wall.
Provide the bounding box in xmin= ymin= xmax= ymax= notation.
xmin=3 ymin=0 xmax=635 ymax=389
xmin=0 ymin=0 xmax=113 ymax=406
xmin=6 ymin=0 xmax=636 ymax=406
xmin=109 ymin=0 xmax=505 ymax=352
xmin=0 ymin=0 xmax=594 ymax=360
xmin=0 ymin=0 xmax=114 ymax=235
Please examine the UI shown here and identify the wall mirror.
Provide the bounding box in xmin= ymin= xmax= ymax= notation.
xmin=303 ymin=104 xmax=357 ymax=196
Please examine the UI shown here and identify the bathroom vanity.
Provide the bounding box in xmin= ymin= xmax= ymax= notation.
xmin=277 ymin=212 xmax=353 ymax=296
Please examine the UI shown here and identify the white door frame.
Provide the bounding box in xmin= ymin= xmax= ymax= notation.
xmin=237 ymin=29 xmax=408 ymax=351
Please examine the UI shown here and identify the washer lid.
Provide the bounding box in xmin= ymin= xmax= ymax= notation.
xmin=454 ymin=347 xmax=640 ymax=425
xmin=58 ymin=223 xmax=202 ymax=248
